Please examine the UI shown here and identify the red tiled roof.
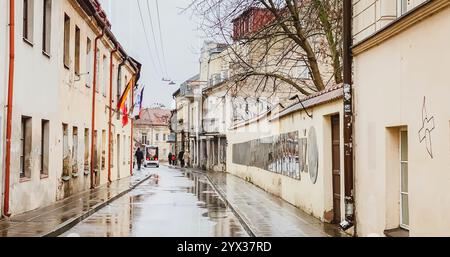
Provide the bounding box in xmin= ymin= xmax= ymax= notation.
xmin=134 ymin=108 xmax=171 ymax=126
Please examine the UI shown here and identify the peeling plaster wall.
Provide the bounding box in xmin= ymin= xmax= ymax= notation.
xmin=227 ymin=100 xmax=344 ymax=222
xmin=353 ymin=5 xmax=450 ymax=236
xmin=0 ymin=0 xmax=8 ymax=215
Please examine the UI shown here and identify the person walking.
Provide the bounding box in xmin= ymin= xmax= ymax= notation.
xmin=171 ymin=154 xmax=177 ymax=166
xmin=178 ymin=151 xmax=185 ymax=167
xmin=168 ymin=152 xmax=173 ymax=165
xmin=135 ymin=147 xmax=144 ymax=171
xmin=184 ymin=150 xmax=190 ymax=168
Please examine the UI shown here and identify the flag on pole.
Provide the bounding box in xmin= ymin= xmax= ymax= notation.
xmin=117 ymin=75 xmax=135 ymax=110
xmin=132 ymin=86 xmax=145 ymax=119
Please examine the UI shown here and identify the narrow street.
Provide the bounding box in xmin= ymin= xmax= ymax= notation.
xmin=61 ymin=166 xmax=248 ymax=237
xmin=57 ymin=165 xmax=346 ymax=237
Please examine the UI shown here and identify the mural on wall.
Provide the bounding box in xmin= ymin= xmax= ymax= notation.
xmin=418 ymin=97 xmax=435 ymax=159
xmin=233 ymin=132 xmax=301 ymax=180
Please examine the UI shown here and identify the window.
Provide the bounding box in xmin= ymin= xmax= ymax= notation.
xmin=75 ymin=26 xmax=81 ymax=75
xmin=40 ymin=120 xmax=49 ymax=177
xmin=86 ymin=38 xmax=92 ymax=87
xmin=95 ymin=49 xmax=100 ymax=92
xmin=42 ymin=0 xmax=51 ymax=54
xmin=63 ymin=14 xmax=70 ymax=68
xmin=155 ymin=133 xmax=159 ymax=142
xmin=142 ymin=133 xmax=148 ymax=145
xmin=72 ymin=127 xmax=78 ymax=173
xmin=400 ymin=129 xmax=409 ymax=229
xmin=102 ymin=55 xmax=108 ymax=96
xmin=84 ymin=128 xmax=90 ymax=171
xmin=101 ymin=130 xmax=106 ymax=170
xmin=163 ymin=134 xmax=166 ymax=142
xmin=23 ymin=0 xmax=34 ymax=42
xmin=20 ymin=116 xmax=32 ymax=179
xmin=62 ymin=124 xmax=69 ymax=176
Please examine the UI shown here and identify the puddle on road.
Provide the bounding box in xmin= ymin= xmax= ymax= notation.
xmin=61 ymin=168 xmax=248 ymax=237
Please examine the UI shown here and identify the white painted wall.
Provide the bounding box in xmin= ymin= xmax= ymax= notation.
xmin=1 ymin=0 xmax=135 ymax=215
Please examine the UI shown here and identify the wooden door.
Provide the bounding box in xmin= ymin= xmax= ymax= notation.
xmin=331 ymin=115 xmax=341 ymax=223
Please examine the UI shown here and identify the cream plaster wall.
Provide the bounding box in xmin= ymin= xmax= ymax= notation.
xmin=353 ymin=5 xmax=450 ymax=236
xmin=227 ymin=100 xmax=344 ymax=222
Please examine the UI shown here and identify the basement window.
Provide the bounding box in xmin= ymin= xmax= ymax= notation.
xmin=72 ymin=127 xmax=78 ymax=173
xmin=84 ymin=128 xmax=90 ymax=172
xmin=62 ymin=124 xmax=69 ymax=177
xmin=20 ymin=116 xmax=32 ymax=180
xmin=40 ymin=120 xmax=49 ymax=178
xmin=101 ymin=130 xmax=106 ymax=170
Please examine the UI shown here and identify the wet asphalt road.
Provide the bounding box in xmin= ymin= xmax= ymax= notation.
xmin=61 ymin=166 xmax=248 ymax=237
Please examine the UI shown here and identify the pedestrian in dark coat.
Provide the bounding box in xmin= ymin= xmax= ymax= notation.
xmin=135 ymin=147 xmax=144 ymax=171
xmin=168 ymin=152 xmax=173 ymax=165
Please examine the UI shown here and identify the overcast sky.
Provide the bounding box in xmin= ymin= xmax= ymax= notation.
xmin=99 ymin=0 xmax=205 ymax=108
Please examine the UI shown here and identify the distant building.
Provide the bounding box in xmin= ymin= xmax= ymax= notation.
xmin=134 ymin=108 xmax=172 ymax=163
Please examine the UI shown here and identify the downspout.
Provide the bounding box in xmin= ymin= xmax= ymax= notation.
xmin=108 ymin=44 xmax=119 ymax=183
xmin=90 ymin=28 xmax=105 ymax=189
xmin=3 ymin=0 xmax=15 ymax=217
xmin=343 ymin=0 xmax=355 ymax=235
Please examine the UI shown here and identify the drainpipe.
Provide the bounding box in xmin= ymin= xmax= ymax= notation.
xmin=90 ymin=28 xmax=105 ymax=189
xmin=108 ymin=43 xmax=119 ymax=183
xmin=343 ymin=0 xmax=355 ymax=234
xmin=3 ymin=0 xmax=15 ymax=217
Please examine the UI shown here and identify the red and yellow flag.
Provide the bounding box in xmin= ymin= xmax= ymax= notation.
xmin=117 ymin=75 xmax=135 ymax=110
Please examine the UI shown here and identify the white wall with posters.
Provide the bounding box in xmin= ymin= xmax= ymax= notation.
xmin=227 ymin=88 xmax=344 ymax=223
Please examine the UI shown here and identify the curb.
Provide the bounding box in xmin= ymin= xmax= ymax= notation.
xmin=42 ymin=174 xmax=152 ymax=237
xmin=204 ymin=173 xmax=257 ymax=238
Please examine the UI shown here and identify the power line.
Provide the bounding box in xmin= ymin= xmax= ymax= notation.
xmin=145 ymin=0 xmax=167 ymax=78
xmin=136 ymin=0 xmax=163 ymax=77
xmin=155 ymin=0 xmax=170 ymax=77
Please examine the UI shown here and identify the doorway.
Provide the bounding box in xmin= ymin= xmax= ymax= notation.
xmin=331 ymin=115 xmax=341 ymax=223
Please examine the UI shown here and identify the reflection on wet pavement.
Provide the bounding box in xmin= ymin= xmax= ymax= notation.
xmin=61 ymin=166 xmax=248 ymax=237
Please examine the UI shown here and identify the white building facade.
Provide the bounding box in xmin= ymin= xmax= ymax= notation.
xmin=1 ymin=0 xmax=140 ymax=216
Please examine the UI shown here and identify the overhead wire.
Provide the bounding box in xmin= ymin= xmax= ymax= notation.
xmin=136 ymin=0 xmax=164 ymax=77
xmin=145 ymin=0 xmax=167 ymax=78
